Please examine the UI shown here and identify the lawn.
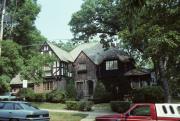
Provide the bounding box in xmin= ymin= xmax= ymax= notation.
xmin=50 ymin=112 xmax=87 ymax=121
xmin=31 ymin=102 xmax=66 ymax=110
xmin=93 ymin=103 xmax=112 ymax=112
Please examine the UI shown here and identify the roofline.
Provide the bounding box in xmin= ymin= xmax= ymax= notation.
xmin=74 ymin=51 xmax=97 ymax=65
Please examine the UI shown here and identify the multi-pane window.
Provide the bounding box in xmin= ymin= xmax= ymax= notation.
xmin=78 ymin=63 xmax=87 ymax=71
xmin=106 ymin=60 xmax=118 ymax=70
xmin=43 ymin=81 xmax=53 ymax=90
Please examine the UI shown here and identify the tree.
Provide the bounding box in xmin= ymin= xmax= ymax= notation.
xmin=0 ymin=40 xmax=23 ymax=92
xmin=69 ymin=0 xmax=180 ymax=102
xmin=0 ymin=0 xmax=47 ymax=92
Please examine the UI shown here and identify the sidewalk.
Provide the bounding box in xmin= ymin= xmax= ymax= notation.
xmin=42 ymin=107 xmax=118 ymax=121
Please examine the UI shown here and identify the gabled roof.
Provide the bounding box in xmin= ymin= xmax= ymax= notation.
xmin=70 ymin=42 xmax=98 ymax=61
xmin=83 ymin=44 xmax=131 ymax=65
xmin=45 ymin=41 xmax=131 ymax=65
xmin=47 ymin=42 xmax=73 ymax=62
xmin=10 ymin=74 xmax=22 ymax=85
xmin=10 ymin=74 xmax=32 ymax=85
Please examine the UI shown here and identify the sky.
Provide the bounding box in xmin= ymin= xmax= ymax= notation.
xmin=35 ymin=0 xmax=83 ymax=41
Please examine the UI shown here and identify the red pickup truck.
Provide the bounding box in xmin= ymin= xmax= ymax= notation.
xmin=96 ymin=103 xmax=180 ymax=121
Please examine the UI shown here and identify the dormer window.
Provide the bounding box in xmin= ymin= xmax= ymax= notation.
xmin=106 ymin=60 xmax=118 ymax=70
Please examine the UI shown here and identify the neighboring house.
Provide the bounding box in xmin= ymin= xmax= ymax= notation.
xmin=10 ymin=74 xmax=34 ymax=94
xmin=10 ymin=41 xmax=155 ymax=99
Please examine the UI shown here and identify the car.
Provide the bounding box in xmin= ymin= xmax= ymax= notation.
xmin=0 ymin=101 xmax=50 ymax=121
xmin=96 ymin=103 xmax=180 ymax=121
xmin=0 ymin=92 xmax=16 ymax=101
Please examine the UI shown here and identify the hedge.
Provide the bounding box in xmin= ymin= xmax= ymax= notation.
xmin=110 ymin=101 xmax=131 ymax=113
xmin=132 ymin=86 xmax=164 ymax=103
xmin=66 ymin=101 xmax=93 ymax=111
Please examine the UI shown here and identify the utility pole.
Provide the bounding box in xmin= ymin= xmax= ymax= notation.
xmin=0 ymin=0 xmax=6 ymax=56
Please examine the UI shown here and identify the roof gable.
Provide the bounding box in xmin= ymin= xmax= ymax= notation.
xmin=46 ymin=42 xmax=73 ymax=62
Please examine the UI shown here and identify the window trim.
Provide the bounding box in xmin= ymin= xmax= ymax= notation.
xmin=105 ymin=60 xmax=118 ymax=70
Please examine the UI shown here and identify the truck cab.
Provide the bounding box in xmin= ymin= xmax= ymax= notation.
xmin=96 ymin=103 xmax=180 ymax=121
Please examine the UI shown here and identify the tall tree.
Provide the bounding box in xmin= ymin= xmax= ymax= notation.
xmin=69 ymin=0 xmax=180 ymax=102
xmin=0 ymin=0 xmax=47 ymax=92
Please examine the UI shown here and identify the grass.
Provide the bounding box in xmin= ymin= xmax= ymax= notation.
xmin=50 ymin=112 xmax=87 ymax=121
xmin=31 ymin=102 xmax=66 ymax=110
xmin=93 ymin=103 xmax=112 ymax=112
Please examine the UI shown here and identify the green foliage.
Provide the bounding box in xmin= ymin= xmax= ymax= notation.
xmin=70 ymin=0 xmax=180 ymax=102
xmin=52 ymin=40 xmax=78 ymax=52
xmin=93 ymin=81 xmax=111 ymax=102
xmin=34 ymin=93 xmax=46 ymax=102
xmin=46 ymin=89 xmax=66 ymax=103
xmin=78 ymin=101 xmax=93 ymax=111
xmin=21 ymin=53 xmax=55 ymax=83
xmin=66 ymin=101 xmax=79 ymax=110
xmin=110 ymin=101 xmax=131 ymax=113
xmin=66 ymin=101 xmax=93 ymax=111
xmin=132 ymin=86 xmax=164 ymax=103
xmin=17 ymin=88 xmax=35 ymax=101
xmin=0 ymin=40 xmax=23 ymax=92
xmin=66 ymin=80 xmax=77 ymax=100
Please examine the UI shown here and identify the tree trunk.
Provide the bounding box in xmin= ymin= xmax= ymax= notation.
xmin=159 ymin=57 xmax=171 ymax=102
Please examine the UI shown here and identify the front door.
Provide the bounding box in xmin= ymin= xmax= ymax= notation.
xmin=125 ymin=105 xmax=152 ymax=121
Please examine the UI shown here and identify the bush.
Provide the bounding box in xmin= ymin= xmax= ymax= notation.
xmin=66 ymin=101 xmax=79 ymax=110
xmin=66 ymin=80 xmax=76 ymax=100
xmin=46 ymin=89 xmax=66 ymax=103
xmin=110 ymin=101 xmax=131 ymax=113
xmin=132 ymin=86 xmax=164 ymax=103
xmin=17 ymin=88 xmax=36 ymax=102
xmin=93 ymin=81 xmax=111 ymax=103
xmin=66 ymin=101 xmax=93 ymax=111
xmin=34 ymin=93 xmax=46 ymax=102
xmin=78 ymin=101 xmax=93 ymax=111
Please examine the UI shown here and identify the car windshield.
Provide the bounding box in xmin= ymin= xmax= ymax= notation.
xmin=21 ymin=103 xmax=39 ymax=110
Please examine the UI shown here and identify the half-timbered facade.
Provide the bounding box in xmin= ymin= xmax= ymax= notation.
xmin=35 ymin=42 xmax=73 ymax=93
xmin=10 ymin=41 xmax=155 ymax=98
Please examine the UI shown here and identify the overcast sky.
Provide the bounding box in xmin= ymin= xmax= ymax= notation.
xmin=35 ymin=0 xmax=83 ymax=41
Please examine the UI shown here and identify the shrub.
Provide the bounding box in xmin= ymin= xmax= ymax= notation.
xmin=93 ymin=81 xmax=111 ymax=103
xmin=17 ymin=88 xmax=36 ymax=102
xmin=132 ymin=86 xmax=164 ymax=103
xmin=66 ymin=101 xmax=79 ymax=110
xmin=46 ymin=89 xmax=66 ymax=103
xmin=110 ymin=101 xmax=131 ymax=113
xmin=34 ymin=93 xmax=46 ymax=102
xmin=78 ymin=101 xmax=93 ymax=111
xmin=66 ymin=101 xmax=93 ymax=111
xmin=66 ymin=80 xmax=76 ymax=100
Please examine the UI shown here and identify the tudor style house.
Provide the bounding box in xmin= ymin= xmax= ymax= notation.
xmin=10 ymin=41 xmax=155 ymax=99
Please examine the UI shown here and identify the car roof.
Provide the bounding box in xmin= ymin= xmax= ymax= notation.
xmin=0 ymin=101 xmax=28 ymax=103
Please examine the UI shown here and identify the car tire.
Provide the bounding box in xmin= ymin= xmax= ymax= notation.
xmin=10 ymin=119 xmax=19 ymax=121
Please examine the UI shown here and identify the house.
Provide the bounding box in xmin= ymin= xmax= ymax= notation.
xmin=73 ymin=43 xmax=153 ymax=99
xmin=10 ymin=41 xmax=154 ymax=98
xmin=10 ymin=74 xmax=34 ymax=94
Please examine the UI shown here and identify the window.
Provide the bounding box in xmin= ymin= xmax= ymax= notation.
xmin=43 ymin=81 xmax=53 ymax=90
xmin=131 ymin=81 xmax=141 ymax=89
xmin=78 ymin=63 xmax=87 ymax=71
xmin=106 ymin=60 xmax=118 ymax=70
xmin=14 ymin=104 xmax=23 ymax=110
xmin=0 ymin=102 xmax=4 ymax=109
xmin=130 ymin=106 xmax=150 ymax=116
xmin=3 ymin=103 xmax=14 ymax=110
